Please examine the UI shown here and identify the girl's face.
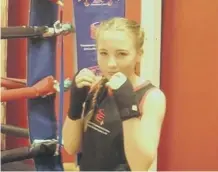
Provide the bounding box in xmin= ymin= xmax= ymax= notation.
xmin=96 ymin=30 xmax=141 ymax=80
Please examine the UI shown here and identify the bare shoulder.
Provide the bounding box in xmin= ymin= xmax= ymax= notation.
xmin=141 ymin=87 xmax=166 ymax=120
xmin=137 ymin=76 xmax=166 ymax=103
xmin=146 ymin=88 xmax=166 ymax=102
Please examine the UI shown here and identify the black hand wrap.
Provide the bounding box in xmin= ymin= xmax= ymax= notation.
xmin=68 ymin=73 xmax=89 ymax=120
xmin=113 ymin=79 xmax=140 ymax=121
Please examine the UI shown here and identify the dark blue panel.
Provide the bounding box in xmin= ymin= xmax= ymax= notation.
xmin=27 ymin=0 xmax=63 ymax=171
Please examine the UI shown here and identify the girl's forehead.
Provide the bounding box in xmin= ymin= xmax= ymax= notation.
xmin=98 ymin=30 xmax=134 ymax=41
xmin=97 ymin=30 xmax=135 ymax=50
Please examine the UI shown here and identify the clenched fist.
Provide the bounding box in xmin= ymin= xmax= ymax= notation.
xmin=68 ymin=68 xmax=96 ymax=120
xmin=105 ymin=72 xmax=127 ymax=90
xmin=75 ymin=68 xmax=96 ymax=88
xmin=106 ymin=72 xmax=140 ymax=121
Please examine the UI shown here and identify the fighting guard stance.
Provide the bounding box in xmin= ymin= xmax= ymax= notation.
xmin=63 ymin=17 xmax=166 ymax=171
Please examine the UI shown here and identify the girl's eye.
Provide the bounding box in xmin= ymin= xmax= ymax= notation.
xmin=117 ymin=52 xmax=128 ymax=57
xmin=100 ymin=52 xmax=108 ymax=56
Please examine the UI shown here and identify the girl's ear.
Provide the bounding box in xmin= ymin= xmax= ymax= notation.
xmin=135 ymin=49 xmax=143 ymax=76
xmin=136 ymin=48 xmax=144 ymax=63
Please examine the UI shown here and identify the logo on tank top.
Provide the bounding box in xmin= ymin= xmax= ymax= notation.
xmin=95 ymin=109 xmax=105 ymax=125
xmin=87 ymin=109 xmax=110 ymax=135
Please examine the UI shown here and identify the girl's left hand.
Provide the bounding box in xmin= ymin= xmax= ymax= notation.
xmin=105 ymin=72 xmax=127 ymax=90
xmin=106 ymin=72 xmax=140 ymax=121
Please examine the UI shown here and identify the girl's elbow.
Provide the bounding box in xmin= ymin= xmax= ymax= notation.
xmin=62 ymin=139 xmax=79 ymax=155
xmin=139 ymin=140 xmax=158 ymax=162
xmin=63 ymin=144 xmax=77 ymax=155
xmin=128 ymin=150 xmax=156 ymax=171
xmin=144 ymin=148 xmax=157 ymax=166
xmin=148 ymin=151 xmax=156 ymax=164
xmin=139 ymin=145 xmax=157 ymax=165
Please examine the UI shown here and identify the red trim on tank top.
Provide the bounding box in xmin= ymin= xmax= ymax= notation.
xmin=138 ymin=86 xmax=156 ymax=118
xmin=133 ymin=80 xmax=150 ymax=92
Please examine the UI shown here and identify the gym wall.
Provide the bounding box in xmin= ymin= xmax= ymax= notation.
xmin=159 ymin=0 xmax=218 ymax=170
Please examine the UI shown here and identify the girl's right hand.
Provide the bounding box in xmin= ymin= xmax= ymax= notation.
xmin=75 ymin=68 xmax=96 ymax=88
xmin=68 ymin=68 xmax=96 ymax=120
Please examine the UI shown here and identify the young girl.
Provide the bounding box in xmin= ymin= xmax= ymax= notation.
xmin=63 ymin=17 xmax=166 ymax=171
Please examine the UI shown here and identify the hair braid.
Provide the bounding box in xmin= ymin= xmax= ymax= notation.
xmin=83 ymin=77 xmax=107 ymax=132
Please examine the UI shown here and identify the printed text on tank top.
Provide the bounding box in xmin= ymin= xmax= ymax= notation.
xmin=80 ymin=80 xmax=155 ymax=170
xmin=85 ymin=80 xmax=154 ymax=135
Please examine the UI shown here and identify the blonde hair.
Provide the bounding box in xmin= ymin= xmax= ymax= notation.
xmin=95 ymin=17 xmax=145 ymax=50
xmin=84 ymin=17 xmax=144 ymax=131
xmin=83 ymin=77 xmax=106 ymax=132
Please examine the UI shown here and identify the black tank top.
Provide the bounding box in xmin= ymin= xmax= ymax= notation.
xmin=80 ymin=81 xmax=155 ymax=171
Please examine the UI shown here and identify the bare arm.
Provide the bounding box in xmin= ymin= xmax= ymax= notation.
xmin=122 ymin=89 xmax=166 ymax=171
xmin=62 ymin=69 xmax=96 ymax=155
xmin=62 ymin=116 xmax=83 ymax=155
